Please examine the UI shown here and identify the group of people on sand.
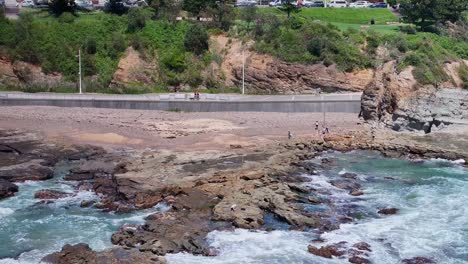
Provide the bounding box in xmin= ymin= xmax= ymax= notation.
xmin=315 ymin=121 xmax=330 ymax=138
xmin=288 ymin=121 xmax=330 ymax=140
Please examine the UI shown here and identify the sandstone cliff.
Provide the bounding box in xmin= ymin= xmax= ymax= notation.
xmin=210 ymin=35 xmax=374 ymax=94
xmin=109 ymin=47 xmax=159 ymax=93
xmin=360 ymin=59 xmax=468 ymax=132
xmin=0 ymin=56 xmax=68 ymax=90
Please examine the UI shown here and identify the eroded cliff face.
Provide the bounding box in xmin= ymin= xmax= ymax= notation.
xmin=360 ymin=59 xmax=468 ymax=132
xmin=392 ymin=89 xmax=468 ymax=133
xmin=360 ymin=61 xmax=416 ymax=121
xmin=0 ymin=56 xmax=64 ymax=88
xmin=109 ymin=47 xmax=159 ymax=92
xmin=210 ymin=35 xmax=374 ymax=94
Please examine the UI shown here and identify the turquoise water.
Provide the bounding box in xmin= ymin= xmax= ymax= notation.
xmin=167 ymin=151 xmax=468 ymax=264
xmin=0 ymin=164 xmax=169 ymax=263
xmin=1 ymin=152 xmax=467 ymax=264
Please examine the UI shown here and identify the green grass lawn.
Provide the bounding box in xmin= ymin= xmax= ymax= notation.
xmin=261 ymin=7 xmax=399 ymax=25
xmin=300 ymin=8 xmax=398 ymax=24
xmin=331 ymin=22 xmax=401 ymax=34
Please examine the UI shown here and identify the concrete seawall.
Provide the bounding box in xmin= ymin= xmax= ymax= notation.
xmin=0 ymin=93 xmax=362 ymax=113
xmin=0 ymin=99 xmax=360 ymax=113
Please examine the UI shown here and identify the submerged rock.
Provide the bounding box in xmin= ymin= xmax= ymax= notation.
xmin=307 ymin=244 xmax=346 ymax=258
xmin=307 ymin=196 xmax=321 ymax=204
xmin=353 ymin=242 xmax=372 ymax=252
xmin=340 ymin=173 xmax=358 ymax=179
xmin=330 ymin=180 xmax=361 ymax=191
xmin=402 ymin=257 xmax=436 ymax=264
xmin=34 ymin=189 xmax=71 ymax=200
xmin=378 ymin=208 xmax=399 ymax=215
xmin=0 ymin=178 xmax=18 ymax=199
xmin=350 ymin=190 xmax=364 ymax=196
xmin=349 ymin=256 xmax=370 ymax=264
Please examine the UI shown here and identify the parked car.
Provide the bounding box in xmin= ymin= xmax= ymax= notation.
xmin=21 ymin=0 xmax=36 ymax=7
xmin=269 ymin=0 xmax=282 ymax=6
xmin=305 ymin=0 xmax=324 ymax=7
xmin=329 ymin=0 xmax=348 ymax=7
xmin=76 ymin=0 xmax=93 ymax=8
xmin=369 ymin=2 xmax=388 ymax=8
xmin=235 ymin=0 xmax=256 ymax=7
xmin=349 ymin=1 xmax=369 ymax=7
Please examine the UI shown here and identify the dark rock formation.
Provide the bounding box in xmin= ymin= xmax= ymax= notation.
xmin=34 ymin=190 xmax=71 ymax=200
xmin=341 ymin=173 xmax=358 ymax=179
xmin=330 ymin=180 xmax=361 ymax=191
xmin=402 ymin=257 xmax=436 ymax=264
xmin=307 ymin=243 xmax=346 ymax=258
xmin=378 ymin=208 xmax=399 ymax=215
xmin=41 ymin=243 xmax=166 ymax=264
xmin=0 ymin=178 xmax=18 ymax=199
xmin=353 ymin=242 xmax=372 ymax=252
xmin=349 ymin=256 xmax=370 ymax=264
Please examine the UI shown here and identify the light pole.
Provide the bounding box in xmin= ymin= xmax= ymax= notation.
xmin=78 ymin=49 xmax=82 ymax=94
xmin=242 ymin=47 xmax=245 ymax=95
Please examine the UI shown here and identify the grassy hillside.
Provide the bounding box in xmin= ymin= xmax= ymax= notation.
xmin=0 ymin=6 xmax=467 ymax=93
xmin=0 ymin=11 xmax=210 ymax=93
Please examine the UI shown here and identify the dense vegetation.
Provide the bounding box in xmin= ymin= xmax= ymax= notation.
xmin=0 ymin=0 xmax=467 ymax=93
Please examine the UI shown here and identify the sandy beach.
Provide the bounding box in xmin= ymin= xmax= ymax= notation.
xmin=0 ymin=106 xmax=362 ymax=150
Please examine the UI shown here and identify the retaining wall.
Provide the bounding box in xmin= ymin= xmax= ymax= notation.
xmin=0 ymin=98 xmax=361 ymax=113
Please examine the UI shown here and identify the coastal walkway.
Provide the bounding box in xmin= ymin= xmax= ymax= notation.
xmin=0 ymin=92 xmax=362 ymax=113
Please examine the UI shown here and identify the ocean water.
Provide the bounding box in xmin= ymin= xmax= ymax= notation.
xmin=167 ymin=151 xmax=468 ymax=264
xmin=0 ymin=164 xmax=169 ymax=264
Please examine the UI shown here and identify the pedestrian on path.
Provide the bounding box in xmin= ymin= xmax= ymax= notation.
xmin=315 ymin=121 xmax=319 ymax=134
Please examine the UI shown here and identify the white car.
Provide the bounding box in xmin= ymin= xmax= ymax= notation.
xmin=349 ymin=1 xmax=369 ymax=7
xmin=235 ymin=0 xmax=256 ymax=6
xmin=21 ymin=0 xmax=35 ymax=7
xmin=269 ymin=0 xmax=282 ymax=6
xmin=329 ymin=0 xmax=348 ymax=7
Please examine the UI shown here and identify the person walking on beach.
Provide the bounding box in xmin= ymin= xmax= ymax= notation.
xmin=315 ymin=121 xmax=319 ymax=135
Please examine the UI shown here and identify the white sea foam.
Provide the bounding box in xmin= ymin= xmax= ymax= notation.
xmin=166 ymin=229 xmax=332 ymax=264
xmin=0 ymin=207 xmax=14 ymax=217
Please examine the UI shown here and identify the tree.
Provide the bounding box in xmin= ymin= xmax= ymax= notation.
xmin=184 ymin=24 xmax=209 ymax=55
xmin=104 ymin=0 xmax=128 ymax=15
xmin=206 ymin=0 xmax=235 ymax=30
xmin=149 ymin=0 xmax=181 ymax=21
xmin=279 ymin=0 xmax=300 ymax=18
xmin=48 ymin=0 xmax=76 ymax=17
xmin=127 ymin=7 xmax=148 ymax=32
xmin=182 ymin=0 xmax=210 ymax=17
xmin=400 ymin=0 xmax=467 ymax=29
xmin=239 ymin=6 xmax=258 ymax=32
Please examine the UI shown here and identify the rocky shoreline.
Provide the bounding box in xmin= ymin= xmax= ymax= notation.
xmin=1 ymin=128 xmax=466 ymax=264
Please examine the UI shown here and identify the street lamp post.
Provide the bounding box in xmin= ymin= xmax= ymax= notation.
xmin=242 ymin=48 xmax=245 ymax=95
xmin=78 ymin=49 xmax=82 ymax=94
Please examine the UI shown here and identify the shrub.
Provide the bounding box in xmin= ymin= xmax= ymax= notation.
xmin=58 ymin=12 xmax=76 ymax=23
xmin=184 ymin=24 xmax=209 ymax=55
xmin=105 ymin=0 xmax=128 ymax=15
xmin=85 ymin=37 xmax=97 ymax=54
xmin=459 ymin=64 xmax=468 ymax=89
xmin=399 ymin=25 xmax=417 ymax=34
xmin=49 ymin=0 xmax=76 ymax=17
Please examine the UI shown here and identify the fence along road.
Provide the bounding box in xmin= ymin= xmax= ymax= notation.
xmin=0 ymin=92 xmax=362 ymax=113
